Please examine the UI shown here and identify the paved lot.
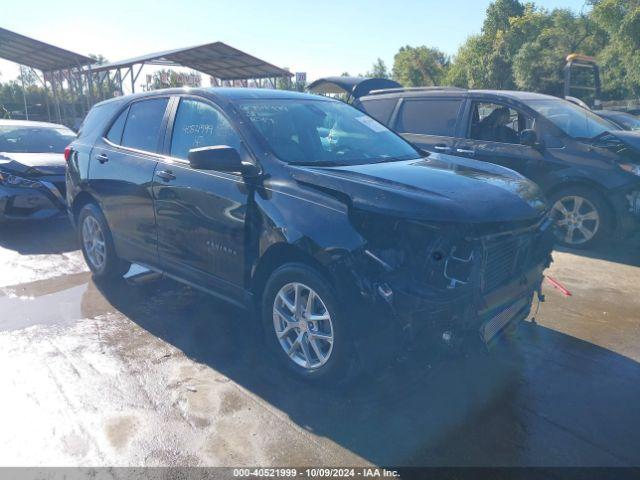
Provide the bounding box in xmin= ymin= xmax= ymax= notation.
xmin=1 ymin=219 xmax=639 ymax=467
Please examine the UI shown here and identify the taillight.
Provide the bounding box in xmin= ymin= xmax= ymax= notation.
xmin=64 ymin=146 xmax=72 ymax=162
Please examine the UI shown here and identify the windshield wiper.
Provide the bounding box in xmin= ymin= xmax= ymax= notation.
xmin=369 ymin=154 xmax=423 ymax=164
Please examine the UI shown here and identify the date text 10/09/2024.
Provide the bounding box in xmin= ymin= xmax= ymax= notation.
xmin=232 ymin=468 xmax=400 ymax=478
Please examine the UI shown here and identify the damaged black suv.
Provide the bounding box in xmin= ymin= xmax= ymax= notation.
xmin=66 ymin=88 xmax=555 ymax=382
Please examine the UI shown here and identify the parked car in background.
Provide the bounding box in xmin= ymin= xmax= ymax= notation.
xmin=66 ymin=88 xmax=554 ymax=382
xmin=0 ymin=120 xmax=75 ymax=222
xmin=347 ymin=86 xmax=640 ymax=248
xmin=595 ymin=110 xmax=640 ymax=132
xmin=564 ymin=97 xmax=640 ymax=133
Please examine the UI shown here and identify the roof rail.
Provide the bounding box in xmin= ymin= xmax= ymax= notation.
xmin=367 ymin=86 xmax=467 ymax=95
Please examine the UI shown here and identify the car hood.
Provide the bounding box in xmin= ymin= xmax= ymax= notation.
xmin=0 ymin=152 xmax=66 ymax=176
xmin=602 ymin=130 xmax=640 ymax=152
xmin=290 ymin=154 xmax=548 ymax=224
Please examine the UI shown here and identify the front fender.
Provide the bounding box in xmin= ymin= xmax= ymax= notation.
xmin=542 ymin=164 xmax=638 ymax=194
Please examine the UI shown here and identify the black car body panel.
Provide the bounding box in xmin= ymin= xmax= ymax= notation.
xmin=291 ymin=155 xmax=546 ymax=223
xmin=353 ymin=87 xmax=640 ymax=237
xmin=67 ymin=88 xmax=555 ymax=364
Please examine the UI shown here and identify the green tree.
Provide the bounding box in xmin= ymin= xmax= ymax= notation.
xmin=483 ymin=0 xmax=526 ymax=35
xmin=445 ymin=0 xmax=528 ymax=89
xmin=445 ymin=0 xmax=614 ymax=98
xmin=366 ymin=58 xmax=390 ymax=79
xmin=590 ymin=0 xmax=640 ymax=99
xmin=512 ymin=9 xmax=601 ymax=96
xmin=89 ymin=53 xmax=109 ymax=66
xmin=392 ymin=46 xmax=450 ymax=86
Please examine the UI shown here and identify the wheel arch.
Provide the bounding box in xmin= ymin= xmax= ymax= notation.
xmin=71 ymin=191 xmax=100 ymax=224
xmin=250 ymin=242 xmax=337 ymax=301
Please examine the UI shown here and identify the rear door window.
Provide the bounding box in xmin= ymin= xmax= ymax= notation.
xmin=396 ymin=99 xmax=462 ymax=137
xmin=358 ymin=98 xmax=398 ymax=125
xmin=105 ymin=107 xmax=128 ymax=145
xmin=78 ymin=101 xmax=122 ymax=140
xmin=121 ymin=98 xmax=169 ymax=153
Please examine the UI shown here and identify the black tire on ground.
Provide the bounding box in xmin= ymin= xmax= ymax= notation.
xmin=261 ymin=262 xmax=357 ymax=384
xmin=77 ymin=203 xmax=130 ymax=279
xmin=549 ymin=186 xmax=612 ymax=249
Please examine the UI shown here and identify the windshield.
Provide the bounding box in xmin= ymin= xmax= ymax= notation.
xmin=527 ymin=99 xmax=618 ymax=140
xmin=0 ymin=125 xmax=76 ymax=153
xmin=238 ymin=99 xmax=420 ymax=166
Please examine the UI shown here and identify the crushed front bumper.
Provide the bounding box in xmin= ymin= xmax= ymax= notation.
xmin=0 ymin=181 xmax=67 ymax=221
xmin=386 ymin=260 xmax=545 ymax=343
xmin=350 ymin=261 xmax=547 ymax=371
xmin=338 ymin=219 xmax=555 ymax=368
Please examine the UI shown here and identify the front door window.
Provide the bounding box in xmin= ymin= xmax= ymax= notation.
xmin=470 ymin=102 xmax=534 ymax=145
xmin=170 ymin=99 xmax=242 ymax=159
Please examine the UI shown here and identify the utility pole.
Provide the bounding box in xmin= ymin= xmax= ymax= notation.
xmin=19 ymin=65 xmax=29 ymax=120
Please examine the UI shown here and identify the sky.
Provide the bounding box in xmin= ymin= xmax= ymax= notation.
xmin=1 ymin=0 xmax=590 ymax=86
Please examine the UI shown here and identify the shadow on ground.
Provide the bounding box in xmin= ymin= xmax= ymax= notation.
xmin=87 ymin=276 xmax=640 ymax=467
xmin=0 ymin=218 xmax=77 ymax=254
xmin=555 ymin=234 xmax=640 ymax=267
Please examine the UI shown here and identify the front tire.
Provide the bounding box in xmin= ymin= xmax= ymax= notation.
xmin=78 ymin=203 xmax=130 ymax=279
xmin=549 ymin=186 xmax=611 ymax=249
xmin=261 ymin=263 xmax=356 ymax=383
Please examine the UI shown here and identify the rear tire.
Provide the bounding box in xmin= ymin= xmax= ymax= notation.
xmin=78 ymin=203 xmax=130 ymax=279
xmin=549 ymin=186 xmax=612 ymax=249
xmin=261 ymin=263 xmax=357 ymax=384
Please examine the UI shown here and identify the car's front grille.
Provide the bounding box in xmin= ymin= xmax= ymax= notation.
xmin=481 ymin=295 xmax=530 ymax=342
xmin=482 ymin=234 xmax=533 ymax=293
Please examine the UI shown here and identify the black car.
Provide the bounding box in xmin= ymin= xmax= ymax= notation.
xmin=66 ymin=88 xmax=554 ymax=382
xmin=595 ymin=110 xmax=640 ymax=132
xmin=350 ymin=87 xmax=640 ymax=248
xmin=0 ymin=120 xmax=75 ymax=221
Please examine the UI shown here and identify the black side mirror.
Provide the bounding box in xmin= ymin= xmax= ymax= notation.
xmin=520 ymin=129 xmax=540 ymax=148
xmin=188 ymin=145 xmax=258 ymax=175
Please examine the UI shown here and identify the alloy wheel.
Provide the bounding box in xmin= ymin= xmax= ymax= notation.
xmin=272 ymin=282 xmax=334 ymax=370
xmin=82 ymin=215 xmax=107 ymax=270
xmin=552 ymin=195 xmax=600 ymax=245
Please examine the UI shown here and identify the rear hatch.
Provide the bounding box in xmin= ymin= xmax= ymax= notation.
xmin=307 ymin=77 xmax=401 ymax=101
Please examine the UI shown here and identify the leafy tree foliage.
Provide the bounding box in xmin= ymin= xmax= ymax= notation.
xmin=365 ymin=58 xmax=390 ymax=79
xmin=590 ymin=0 xmax=640 ymax=98
xmin=392 ymin=46 xmax=450 ymax=87
xmin=399 ymin=0 xmax=639 ymax=101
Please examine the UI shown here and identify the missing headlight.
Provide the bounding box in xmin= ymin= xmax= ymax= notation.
xmin=354 ymin=211 xmax=479 ymax=290
xmin=444 ymin=244 xmax=475 ymax=288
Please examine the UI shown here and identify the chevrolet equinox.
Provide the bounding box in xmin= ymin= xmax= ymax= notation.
xmin=66 ymin=88 xmax=555 ymax=382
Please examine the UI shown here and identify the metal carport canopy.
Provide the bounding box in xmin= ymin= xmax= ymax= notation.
xmin=0 ymin=27 xmax=93 ymax=71
xmin=88 ymin=42 xmax=292 ymax=80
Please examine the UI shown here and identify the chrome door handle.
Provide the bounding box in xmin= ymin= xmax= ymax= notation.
xmin=96 ymin=153 xmax=109 ymax=164
xmin=156 ymin=170 xmax=176 ymax=182
xmin=434 ymin=145 xmax=451 ymax=152
xmin=456 ymin=148 xmax=476 ymax=156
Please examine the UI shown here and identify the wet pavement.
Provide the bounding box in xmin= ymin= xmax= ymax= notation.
xmin=1 ymin=219 xmax=640 ymax=467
